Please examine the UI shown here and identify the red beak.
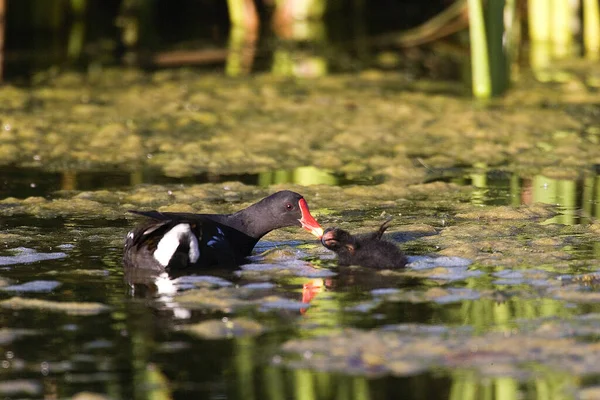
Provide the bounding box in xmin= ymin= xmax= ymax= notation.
xmin=298 ymin=198 xmax=324 ymax=238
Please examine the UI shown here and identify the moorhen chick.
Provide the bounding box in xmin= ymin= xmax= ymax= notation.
xmin=123 ymin=190 xmax=323 ymax=271
xmin=321 ymin=219 xmax=407 ymax=269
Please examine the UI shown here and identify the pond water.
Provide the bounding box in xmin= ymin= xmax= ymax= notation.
xmin=0 ymin=165 xmax=599 ymax=400
xmin=1 ymin=67 xmax=600 ymax=400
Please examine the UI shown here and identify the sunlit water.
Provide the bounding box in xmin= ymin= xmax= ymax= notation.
xmin=1 ymin=167 xmax=600 ymax=399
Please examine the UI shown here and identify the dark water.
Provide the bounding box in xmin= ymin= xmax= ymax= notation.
xmin=0 ymin=166 xmax=598 ymax=399
xmin=0 ymin=166 xmax=382 ymax=200
xmin=427 ymin=167 xmax=600 ymax=222
xmin=0 ymin=216 xmax=448 ymax=399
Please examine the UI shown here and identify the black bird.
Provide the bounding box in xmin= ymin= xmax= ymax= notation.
xmin=321 ymin=219 xmax=407 ymax=269
xmin=123 ymin=190 xmax=323 ymax=271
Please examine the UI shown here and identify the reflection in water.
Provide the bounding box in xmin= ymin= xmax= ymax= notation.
xmin=0 ymin=210 xmax=594 ymax=399
xmin=130 ymin=319 xmax=454 ymax=399
xmin=444 ymin=168 xmax=600 ymax=225
xmin=232 ymin=336 xmax=255 ymax=400
xmin=469 ymin=169 xmax=488 ymax=206
xmin=61 ymin=170 xmax=77 ymax=191
xmin=6 ymin=164 xmax=600 ymax=399
xmin=259 ymin=166 xmax=338 ymax=186
xmin=449 ymin=370 xmax=576 ymax=400
xmin=0 ymin=166 xmax=342 ymax=199
xmin=532 ymin=175 xmax=577 ymax=225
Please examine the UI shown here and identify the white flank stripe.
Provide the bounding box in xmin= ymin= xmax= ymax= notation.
xmin=188 ymin=234 xmax=200 ymax=263
xmin=153 ymin=224 xmax=201 ymax=266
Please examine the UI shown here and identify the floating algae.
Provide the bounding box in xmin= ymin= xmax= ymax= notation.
xmin=279 ymin=314 xmax=600 ymax=379
xmin=181 ymin=317 xmax=264 ymax=339
xmin=0 ymin=297 xmax=109 ymax=315
xmin=0 ymin=68 xmax=598 ymax=179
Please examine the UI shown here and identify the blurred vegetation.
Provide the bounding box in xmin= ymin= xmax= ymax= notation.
xmin=0 ymin=0 xmax=597 ymax=97
xmin=0 ymin=3 xmax=599 ymax=400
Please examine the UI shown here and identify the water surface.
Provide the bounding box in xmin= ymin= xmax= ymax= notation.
xmin=1 ymin=66 xmax=600 ymax=399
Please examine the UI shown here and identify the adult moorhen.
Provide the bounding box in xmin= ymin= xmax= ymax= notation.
xmin=321 ymin=219 xmax=407 ymax=269
xmin=123 ymin=190 xmax=323 ymax=271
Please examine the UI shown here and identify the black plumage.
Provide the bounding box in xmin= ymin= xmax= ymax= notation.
xmin=123 ymin=190 xmax=323 ymax=271
xmin=321 ymin=219 xmax=407 ymax=269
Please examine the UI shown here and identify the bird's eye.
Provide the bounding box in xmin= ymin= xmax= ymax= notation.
xmin=285 ymin=203 xmax=294 ymax=210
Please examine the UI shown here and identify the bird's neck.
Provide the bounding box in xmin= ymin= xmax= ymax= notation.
xmin=204 ymin=204 xmax=274 ymax=240
xmin=228 ymin=203 xmax=276 ymax=239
